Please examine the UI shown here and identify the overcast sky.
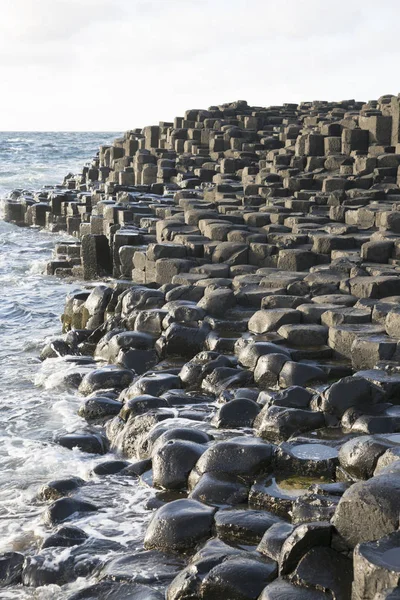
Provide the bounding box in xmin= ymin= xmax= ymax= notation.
xmin=0 ymin=0 xmax=399 ymax=131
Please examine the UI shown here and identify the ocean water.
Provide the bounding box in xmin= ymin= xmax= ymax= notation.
xmin=0 ymin=133 xmax=164 ymax=598
xmin=0 ymin=132 xmax=120 ymax=196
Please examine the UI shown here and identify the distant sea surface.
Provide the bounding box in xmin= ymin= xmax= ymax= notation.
xmin=0 ymin=132 xmax=160 ymax=599
xmin=0 ymin=131 xmax=121 ymax=196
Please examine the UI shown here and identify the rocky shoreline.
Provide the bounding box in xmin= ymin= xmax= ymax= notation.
xmin=3 ymin=97 xmax=400 ymax=598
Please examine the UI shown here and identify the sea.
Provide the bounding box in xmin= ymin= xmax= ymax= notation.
xmin=0 ymin=133 xmax=164 ymax=598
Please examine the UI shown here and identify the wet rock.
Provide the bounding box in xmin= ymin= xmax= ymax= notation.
xmin=119 ymin=394 xmax=169 ymax=420
xmin=189 ymin=471 xmax=249 ymax=506
xmin=257 ymin=521 xmax=295 ymax=561
xmin=212 ymin=397 xmax=261 ymax=428
xmin=289 ymin=547 xmax=353 ymax=600
xmin=195 ymin=436 xmax=274 ymax=480
xmin=67 ymin=581 xmax=163 ymax=600
xmin=254 ymin=353 xmax=289 ymax=387
xmin=92 ymin=460 xmax=130 ymax=475
xmin=259 ymin=579 xmax=332 ymax=599
xmin=338 ymin=435 xmax=395 ymax=479
xmin=127 ymin=372 xmax=181 ymax=397
xmin=179 ymin=351 xmax=233 ymax=388
xmin=0 ymin=552 xmax=24 ymax=586
xmin=39 ymin=476 xmax=86 ymax=501
xmin=260 ymin=386 xmax=313 ymax=409
xmin=238 ymin=342 xmax=291 ymax=370
xmin=119 ymin=458 xmax=152 ymax=477
xmin=353 ymin=530 xmax=400 ymax=600
xmin=249 ymin=476 xmax=313 ymax=519
xmin=332 ymin=470 xmax=400 ymax=547
xmin=278 ymin=361 xmax=327 ymax=388
xmin=255 ymin=406 xmax=326 ymax=442
xmin=144 ymin=498 xmax=216 ymax=552
xmin=40 ymin=338 xmax=75 ymax=360
xmin=279 ymin=521 xmax=332 ymax=575
xmin=41 ymin=525 xmax=89 ymax=549
xmin=320 ymin=375 xmax=385 ymax=418
xmin=214 ymin=508 xmax=281 ymax=544
xmin=291 ymin=491 xmax=340 ymax=524
xmin=57 ymin=432 xmax=108 ymax=454
xmin=157 ymin=323 xmax=209 ymax=358
xmin=248 ymin=309 xmax=301 ymax=334
xmin=275 ymin=442 xmax=339 ymax=479
xmin=152 ymin=439 xmax=206 ymax=490
xmin=100 ymin=550 xmax=184 ymax=587
xmin=202 ymin=366 xmax=253 ymax=395
xmin=44 ymin=497 xmax=98 ymax=525
xmin=78 ymin=396 xmax=123 ymax=420
xmin=199 ymin=556 xmax=278 ymax=600
xmin=22 ymin=549 xmax=74 ymax=586
xmin=78 ymin=366 xmax=135 ymax=395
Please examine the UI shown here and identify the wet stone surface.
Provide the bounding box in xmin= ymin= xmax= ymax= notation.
xmin=5 ymin=95 xmax=400 ymax=597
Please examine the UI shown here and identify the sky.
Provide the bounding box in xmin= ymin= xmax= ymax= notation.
xmin=0 ymin=0 xmax=399 ymax=131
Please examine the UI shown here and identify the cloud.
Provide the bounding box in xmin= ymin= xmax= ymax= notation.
xmin=0 ymin=0 xmax=398 ymax=129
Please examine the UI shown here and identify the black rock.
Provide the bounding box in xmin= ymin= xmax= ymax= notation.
xmin=78 ymin=366 xmax=135 ymax=395
xmin=44 ymin=497 xmax=98 ymax=525
xmin=42 ymin=525 xmax=89 ymax=549
xmin=189 ymin=471 xmax=249 ymax=507
xmin=78 ymin=396 xmax=123 ymax=420
xmin=259 ymin=578 xmax=332 ymax=599
xmin=214 ymin=508 xmax=281 ymax=545
xmin=144 ymin=498 xmax=216 ymax=552
xmin=57 ymin=432 xmax=108 ymax=454
xmin=0 ymin=552 xmax=24 ymax=586
xmin=212 ymin=397 xmax=261 ymax=429
xmin=39 ymin=476 xmax=86 ymax=501
xmin=353 ymin=530 xmax=400 ymax=600
xmin=152 ymin=439 xmax=206 ymax=490
xmin=92 ymin=460 xmax=130 ymax=475
xmin=67 ymin=581 xmax=163 ymax=600
xmin=199 ymin=556 xmax=278 ymax=600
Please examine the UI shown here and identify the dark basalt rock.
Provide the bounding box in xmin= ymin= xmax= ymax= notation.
xmin=119 ymin=458 xmax=152 ymax=477
xmin=92 ymin=460 xmax=130 ymax=475
xmin=259 ymin=386 xmax=313 ymax=409
xmin=126 ymin=372 xmax=181 ymax=397
xmin=212 ymin=397 xmax=261 ymax=428
xmin=259 ymin=578 xmax=332 ymax=599
xmin=353 ymin=530 xmax=400 ymax=600
xmin=275 ymin=442 xmax=339 ymax=479
xmin=144 ymin=498 xmax=216 ymax=552
xmin=67 ymin=581 xmax=164 ymax=600
xmin=338 ymin=435 xmax=396 ymax=480
xmin=320 ymin=375 xmax=385 ymax=418
xmin=189 ymin=471 xmax=250 ymax=507
xmin=157 ymin=322 xmax=209 ymax=358
xmin=99 ymin=550 xmax=185 ymax=587
xmin=39 ymin=476 xmax=86 ymax=501
xmin=57 ymin=432 xmax=108 ymax=454
xmin=194 ymin=436 xmax=274 ymax=480
xmin=257 ymin=522 xmax=295 ymax=561
xmin=199 ymin=556 xmax=278 ymax=600
xmin=152 ymin=439 xmax=206 ymax=490
xmin=41 ymin=525 xmax=89 ymax=549
xmin=179 ymin=351 xmax=234 ymax=389
xmin=278 ymin=521 xmax=332 ymax=575
xmin=214 ymin=508 xmax=282 ymax=544
xmin=40 ymin=338 xmax=75 ymax=360
xmin=332 ymin=470 xmax=400 ymax=548
xmin=78 ymin=366 xmax=135 ymax=395
xmin=201 ymin=365 xmax=254 ymax=395
xmin=119 ymin=394 xmax=169 ymax=420
xmin=249 ymin=476 xmax=316 ymax=519
xmin=78 ymin=396 xmax=123 ymax=420
xmin=289 ymin=546 xmax=353 ymax=600
xmin=291 ymin=492 xmax=340 ymax=524
xmin=255 ymin=406 xmax=326 ymax=442
xmin=44 ymin=497 xmax=98 ymax=525
xmin=0 ymin=552 xmax=24 ymax=586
